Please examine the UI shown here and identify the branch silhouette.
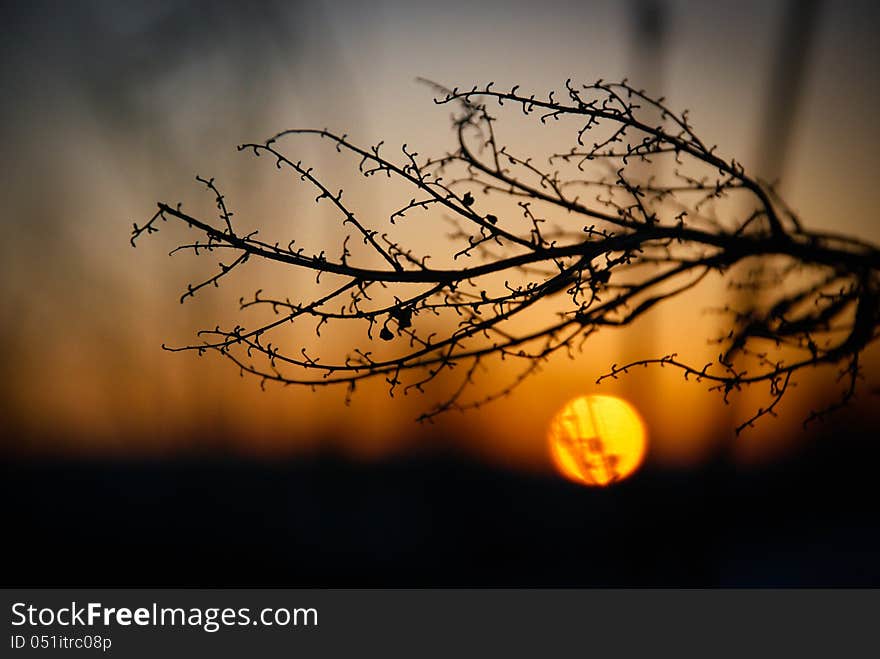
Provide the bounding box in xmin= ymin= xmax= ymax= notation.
xmin=131 ymin=79 xmax=880 ymax=432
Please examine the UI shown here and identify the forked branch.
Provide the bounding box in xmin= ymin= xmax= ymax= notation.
xmin=131 ymin=80 xmax=880 ymax=431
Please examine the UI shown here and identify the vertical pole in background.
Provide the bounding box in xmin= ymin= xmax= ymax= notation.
xmin=725 ymin=0 xmax=822 ymax=442
xmin=621 ymin=0 xmax=666 ymax=415
xmin=756 ymin=0 xmax=822 ymax=184
xmin=629 ymin=0 xmax=666 ymax=100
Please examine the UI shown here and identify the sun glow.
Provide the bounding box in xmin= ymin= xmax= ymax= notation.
xmin=548 ymin=395 xmax=648 ymax=486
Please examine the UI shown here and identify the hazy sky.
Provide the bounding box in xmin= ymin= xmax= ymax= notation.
xmin=2 ymin=0 xmax=878 ymax=469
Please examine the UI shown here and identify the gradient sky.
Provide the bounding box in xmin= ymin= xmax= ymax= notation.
xmin=2 ymin=0 xmax=878 ymax=472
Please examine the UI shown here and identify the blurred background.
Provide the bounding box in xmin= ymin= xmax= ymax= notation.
xmin=2 ymin=0 xmax=879 ymax=585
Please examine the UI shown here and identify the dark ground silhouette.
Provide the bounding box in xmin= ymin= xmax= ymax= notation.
xmin=4 ymin=424 xmax=878 ymax=587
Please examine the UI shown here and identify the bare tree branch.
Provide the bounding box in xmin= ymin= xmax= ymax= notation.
xmin=131 ymin=79 xmax=880 ymax=432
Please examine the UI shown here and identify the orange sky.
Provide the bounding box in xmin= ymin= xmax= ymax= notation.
xmin=2 ymin=0 xmax=879 ymax=474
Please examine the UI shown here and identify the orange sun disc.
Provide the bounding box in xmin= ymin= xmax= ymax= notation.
xmin=548 ymin=395 xmax=648 ymax=486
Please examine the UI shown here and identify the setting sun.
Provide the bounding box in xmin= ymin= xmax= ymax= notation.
xmin=548 ymin=395 xmax=648 ymax=486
